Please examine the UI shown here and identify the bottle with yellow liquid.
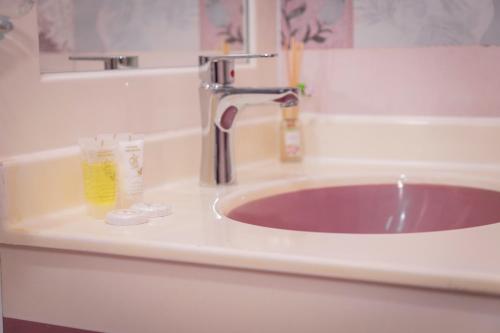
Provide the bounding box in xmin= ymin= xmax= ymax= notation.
xmin=79 ymin=136 xmax=118 ymax=218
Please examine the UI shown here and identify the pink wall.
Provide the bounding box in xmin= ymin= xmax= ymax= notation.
xmin=0 ymin=1 xmax=278 ymax=159
xmin=3 ymin=0 xmax=500 ymax=160
xmin=301 ymin=46 xmax=500 ymax=117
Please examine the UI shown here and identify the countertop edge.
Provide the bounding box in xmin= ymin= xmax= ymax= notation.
xmin=2 ymin=230 xmax=499 ymax=297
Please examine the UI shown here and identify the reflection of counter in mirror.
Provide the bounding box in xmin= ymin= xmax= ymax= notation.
xmin=37 ymin=0 xmax=249 ymax=73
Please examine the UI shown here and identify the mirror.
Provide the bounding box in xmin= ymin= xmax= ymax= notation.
xmin=37 ymin=0 xmax=249 ymax=73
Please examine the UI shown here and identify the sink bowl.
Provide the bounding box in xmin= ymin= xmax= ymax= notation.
xmin=223 ymin=182 xmax=500 ymax=234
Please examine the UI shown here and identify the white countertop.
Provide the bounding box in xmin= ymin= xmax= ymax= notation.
xmin=3 ymin=158 xmax=500 ymax=295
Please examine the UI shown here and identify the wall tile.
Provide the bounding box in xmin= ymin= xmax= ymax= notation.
xmin=355 ymin=0 xmax=496 ymax=48
xmin=281 ymin=0 xmax=353 ymax=49
xmin=281 ymin=0 xmax=500 ymax=49
xmin=200 ymin=0 xmax=246 ymax=51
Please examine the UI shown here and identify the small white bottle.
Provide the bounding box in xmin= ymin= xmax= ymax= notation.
xmin=116 ymin=134 xmax=144 ymax=208
xmin=280 ymin=107 xmax=303 ymax=162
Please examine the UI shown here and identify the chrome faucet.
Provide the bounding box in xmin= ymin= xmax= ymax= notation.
xmin=199 ymin=53 xmax=299 ymax=186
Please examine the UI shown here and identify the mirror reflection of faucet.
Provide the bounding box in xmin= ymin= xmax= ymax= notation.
xmin=198 ymin=53 xmax=299 ymax=186
xmin=68 ymin=56 xmax=139 ymax=70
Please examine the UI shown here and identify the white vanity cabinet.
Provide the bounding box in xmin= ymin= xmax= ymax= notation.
xmin=1 ymin=246 xmax=500 ymax=333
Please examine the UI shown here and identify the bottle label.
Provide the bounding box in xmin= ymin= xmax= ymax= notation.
xmin=285 ymin=129 xmax=301 ymax=156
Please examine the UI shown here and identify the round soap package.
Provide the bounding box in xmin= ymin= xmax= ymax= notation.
xmin=106 ymin=209 xmax=148 ymax=226
xmin=131 ymin=202 xmax=173 ymax=218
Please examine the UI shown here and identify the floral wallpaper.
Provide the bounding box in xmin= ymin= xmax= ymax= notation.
xmin=37 ymin=0 xmax=245 ymax=53
xmin=482 ymin=0 xmax=500 ymax=44
xmin=38 ymin=0 xmax=75 ymax=52
xmin=281 ymin=0 xmax=500 ymax=48
xmin=281 ymin=0 xmax=353 ymax=48
xmin=200 ymin=0 xmax=245 ymax=51
xmin=355 ymin=0 xmax=497 ymax=47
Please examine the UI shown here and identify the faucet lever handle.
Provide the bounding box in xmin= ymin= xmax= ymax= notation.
xmin=199 ymin=53 xmax=277 ymax=85
xmin=199 ymin=53 xmax=276 ymax=66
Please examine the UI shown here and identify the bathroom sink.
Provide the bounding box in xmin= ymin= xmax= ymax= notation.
xmin=221 ymin=181 xmax=500 ymax=234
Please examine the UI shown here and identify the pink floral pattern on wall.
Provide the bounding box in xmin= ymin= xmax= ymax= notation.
xmin=200 ymin=0 xmax=245 ymax=51
xmin=281 ymin=0 xmax=353 ymax=49
xmin=37 ymin=0 xmax=75 ymax=52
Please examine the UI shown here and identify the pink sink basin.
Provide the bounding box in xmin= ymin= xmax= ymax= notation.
xmin=226 ymin=184 xmax=500 ymax=234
